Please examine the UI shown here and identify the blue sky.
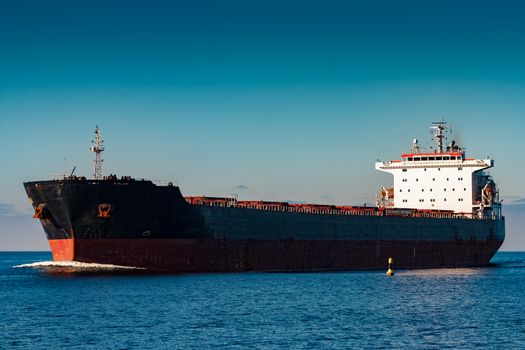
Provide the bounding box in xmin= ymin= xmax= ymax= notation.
xmin=1 ymin=0 xmax=524 ymax=250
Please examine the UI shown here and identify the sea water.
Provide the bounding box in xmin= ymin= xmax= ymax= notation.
xmin=1 ymin=251 xmax=524 ymax=349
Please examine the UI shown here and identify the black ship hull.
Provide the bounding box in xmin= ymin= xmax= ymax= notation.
xmin=24 ymin=179 xmax=505 ymax=272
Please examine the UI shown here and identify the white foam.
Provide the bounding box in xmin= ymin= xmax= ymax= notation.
xmin=13 ymin=260 xmax=145 ymax=270
xmin=397 ymin=267 xmax=482 ymax=277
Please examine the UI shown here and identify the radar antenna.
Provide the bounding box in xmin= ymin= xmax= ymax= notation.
xmin=90 ymin=126 xmax=104 ymax=179
xmin=430 ymin=121 xmax=448 ymax=153
xmin=411 ymin=138 xmax=420 ymax=153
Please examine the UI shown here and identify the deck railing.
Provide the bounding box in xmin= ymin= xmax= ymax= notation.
xmin=184 ymin=197 xmax=499 ymax=220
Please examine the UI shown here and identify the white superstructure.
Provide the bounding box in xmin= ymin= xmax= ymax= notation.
xmin=375 ymin=122 xmax=501 ymax=218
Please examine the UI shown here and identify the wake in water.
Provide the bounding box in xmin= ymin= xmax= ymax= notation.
xmin=491 ymin=259 xmax=525 ymax=268
xmin=14 ymin=260 xmax=146 ymax=272
xmin=397 ymin=267 xmax=483 ymax=277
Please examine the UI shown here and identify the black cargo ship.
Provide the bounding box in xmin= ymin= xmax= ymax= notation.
xmin=23 ymin=124 xmax=505 ymax=272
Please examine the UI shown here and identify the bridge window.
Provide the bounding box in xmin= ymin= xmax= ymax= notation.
xmin=436 ymin=157 xmax=443 ymax=161
xmin=422 ymin=157 xmax=428 ymax=161
xmin=402 ymin=169 xmax=407 ymax=172
xmin=429 ymin=157 xmax=435 ymax=161
xmin=458 ymin=167 xmax=463 ymax=170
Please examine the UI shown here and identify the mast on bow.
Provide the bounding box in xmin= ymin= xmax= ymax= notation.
xmin=90 ymin=126 xmax=104 ymax=180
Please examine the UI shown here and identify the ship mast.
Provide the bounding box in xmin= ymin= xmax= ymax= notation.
xmin=90 ymin=126 xmax=104 ymax=180
xmin=430 ymin=121 xmax=447 ymax=153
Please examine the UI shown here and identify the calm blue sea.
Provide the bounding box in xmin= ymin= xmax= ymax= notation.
xmin=1 ymin=252 xmax=524 ymax=349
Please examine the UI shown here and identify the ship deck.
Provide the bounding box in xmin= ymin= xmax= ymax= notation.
xmin=184 ymin=196 xmax=495 ymax=220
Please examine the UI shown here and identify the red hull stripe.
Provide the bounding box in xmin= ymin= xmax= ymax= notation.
xmin=49 ymin=238 xmax=503 ymax=272
xmin=49 ymin=239 xmax=75 ymax=261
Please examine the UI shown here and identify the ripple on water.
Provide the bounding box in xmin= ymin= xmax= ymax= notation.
xmin=1 ymin=252 xmax=525 ymax=349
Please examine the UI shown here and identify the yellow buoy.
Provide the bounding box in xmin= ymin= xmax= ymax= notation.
xmin=386 ymin=257 xmax=394 ymax=276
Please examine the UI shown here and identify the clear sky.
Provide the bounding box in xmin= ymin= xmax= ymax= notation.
xmin=1 ymin=0 xmax=524 ymax=250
